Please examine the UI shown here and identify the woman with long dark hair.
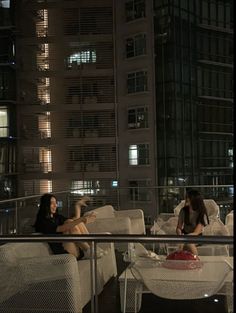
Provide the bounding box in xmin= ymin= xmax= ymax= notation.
xmin=34 ymin=193 xmax=100 ymax=259
xmin=176 ymin=189 xmax=209 ymax=255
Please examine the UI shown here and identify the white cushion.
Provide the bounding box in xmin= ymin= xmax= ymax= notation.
xmin=203 ymin=219 xmax=230 ymax=236
xmin=85 ymin=205 xmax=115 ymax=219
xmin=225 ymin=211 xmax=233 ymax=225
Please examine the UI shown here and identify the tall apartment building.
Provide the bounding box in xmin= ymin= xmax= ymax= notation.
xmin=153 ymin=0 xmax=234 ymax=211
xmin=0 ymin=0 xmax=17 ymax=200
xmin=15 ymin=0 xmax=118 ymax=209
xmin=13 ymin=0 xmax=233 ymax=219
xmin=116 ymin=0 xmax=233 ymax=215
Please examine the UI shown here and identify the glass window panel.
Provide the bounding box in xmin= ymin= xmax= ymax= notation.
xmin=202 ymin=0 xmax=208 ymax=24
xmin=129 ymin=179 xmax=151 ymax=201
xmin=128 ymin=109 xmax=136 ymax=125
xmin=0 ymin=107 xmax=8 ymax=137
xmin=129 ymin=143 xmax=149 ymax=165
xmin=135 ymin=34 xmax=146 ymax=56
xmin=126 ymin=34 xmax=146 ymax=58
xmin=210 ymin=2 xmax=216 ymax=26
xmin=129 ymin=145 xmax=138 ymax=165
xmin=127 ymin=71 xmax=147 ymax=93
xmin=218 ymin=3 xmax=224 ymax=28
xmin=125 ymin=0 xmax=145 ymax=22
xmin=126 ymin=37 xmax=134 ymax=57
xmin=128 ymin=107 xmax=148 ymax=129
xmin=134 ymin=0 xmax=146 ymax=19
xmin=225 ymin=4 xmax=231 ymax=28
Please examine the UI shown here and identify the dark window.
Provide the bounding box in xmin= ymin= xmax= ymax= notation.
xmin=126 ymin=34 xmax=146 ymax=58
xmin=127 ymin=71 xmax=148 ymax=93
xmin=128 ymin=107 xmax=148 ymax=129
xmin=125 ymin=0 xmax=146 ymax=22
xmin=129 ymin=180 xmax=151 ymax=201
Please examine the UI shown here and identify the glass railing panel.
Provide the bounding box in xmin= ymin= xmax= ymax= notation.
xmin=0 ymin=185 xmax=233 ymax=235
xmin=0 ymin=236 xmax=233 ymax=313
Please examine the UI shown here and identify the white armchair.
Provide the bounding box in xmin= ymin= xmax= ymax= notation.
xmin=225 ymin=210 xmax=233 ymax=236
xmin=0 ymin=242 xmax=117 ymax=312
xmin=171 ymin=199 xmax=230 ymax=256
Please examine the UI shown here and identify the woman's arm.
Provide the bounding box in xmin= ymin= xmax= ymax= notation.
xmin=188 ymin=223 xmax=204 ymax=235
xmin=176 ymin=208 xmax=185 ymax=235
xmin=176 ymin=220 xmax=183 ymax=235
xmin=56 ymin=213 xmax=96 ymax=233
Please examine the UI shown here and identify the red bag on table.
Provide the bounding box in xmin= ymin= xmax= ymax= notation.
xmin=163 ymin=250 xmax=203 ymax=270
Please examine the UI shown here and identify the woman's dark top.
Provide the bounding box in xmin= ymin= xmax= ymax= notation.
xmin=178 ymin=206 xmax=208 ymax=234
xmin=34 ymin=214 xmax=68 ymax=255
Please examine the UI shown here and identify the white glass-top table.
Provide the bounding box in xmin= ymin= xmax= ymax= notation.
xmin=119 ymin=256 xmax=233 ymax=313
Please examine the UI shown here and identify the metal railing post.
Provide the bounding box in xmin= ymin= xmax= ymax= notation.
xmin=95 ymin=242 xmax=98 ymax=313
xmin=15 ymin=200 xmax=18 ymax=234
xmin=90 ymin=241 xmax=95 ymax=313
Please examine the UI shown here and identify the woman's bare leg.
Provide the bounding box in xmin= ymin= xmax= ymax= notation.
xmin=63 ymin=220 xmax=90 ymax=257
xmin=184 ymin=243 xmax=198 ymax=255
xmin=77 ymin=222 xmax=90 ymax=234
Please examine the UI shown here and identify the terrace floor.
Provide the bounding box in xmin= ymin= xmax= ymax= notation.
xmin=84 ymin=251 xmax=229 ymax=313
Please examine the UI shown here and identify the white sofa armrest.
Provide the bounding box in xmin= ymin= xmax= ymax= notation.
xmin=85 ymin=205 xmax=115 ymax=219
xmin=115 ymin=209 xmax=146 ymax=234
xmin=115 ymin=209 xmax=143 ymax=219
xmin=0 ymin=262 xmax=25 ymax=303
xmin=18 ymin=254 xmax=79 ymax=283
xmin=86 ymin=217 xmax=132 ymax=234
xmin=1 ymin=254 xmax=82 ymax=313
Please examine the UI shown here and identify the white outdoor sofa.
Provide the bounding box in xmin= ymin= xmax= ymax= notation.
xmin=0 ymin=241 xmax=117 ymax=313
xmin=85 ymin=205 xmax=146 ymax=235
xmin=85 ymin=205 xmax=146 ymax=251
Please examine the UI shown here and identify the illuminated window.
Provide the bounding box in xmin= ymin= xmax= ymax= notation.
xmin=0 ymin=107 xmax=9 ymax=137
xmin=129 ymin=144 xmax=149 ymax=165
xmin=39 ymin=148 xmax=52 ymax=173
xmin=228 ymin=148 xmax=233 ymax=168
xmin=67 ymin=50 xmax=96 ymax=67
xmin=71 ymin=180 xmax=100 ymax=195
xmin=40 ymin=180 xmax=52 ymax=193
xmin=0 ymin=0 xmax=10 ymax=8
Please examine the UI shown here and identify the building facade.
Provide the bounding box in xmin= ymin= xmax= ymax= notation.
xmin=0 ymin=0 xmax=17 ymax=200
xmin=15 ymin=0 xmax=118 ymax=208
xmin=8 ymin=0 xmax=234 ymax=219
xmin=153 ymin=0 xmax=233 ymax=211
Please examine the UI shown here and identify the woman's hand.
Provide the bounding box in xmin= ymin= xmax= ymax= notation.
xmin=76 ymin=196 xmax=91 ymax=208
xmin=83 ymin=212 xmax=96 ymax=224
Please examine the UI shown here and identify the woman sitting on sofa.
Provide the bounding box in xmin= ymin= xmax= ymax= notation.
xmin=34 ymin=193 xmax=104 ymax=260
xmin=176 ymin=189 xmax=209 ymax=255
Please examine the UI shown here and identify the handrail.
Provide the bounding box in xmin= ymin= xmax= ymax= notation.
xmin=0 ymin=184 xmax=233 ymax=204
xmin=0 ymin=234 xmax=233 ymax=245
